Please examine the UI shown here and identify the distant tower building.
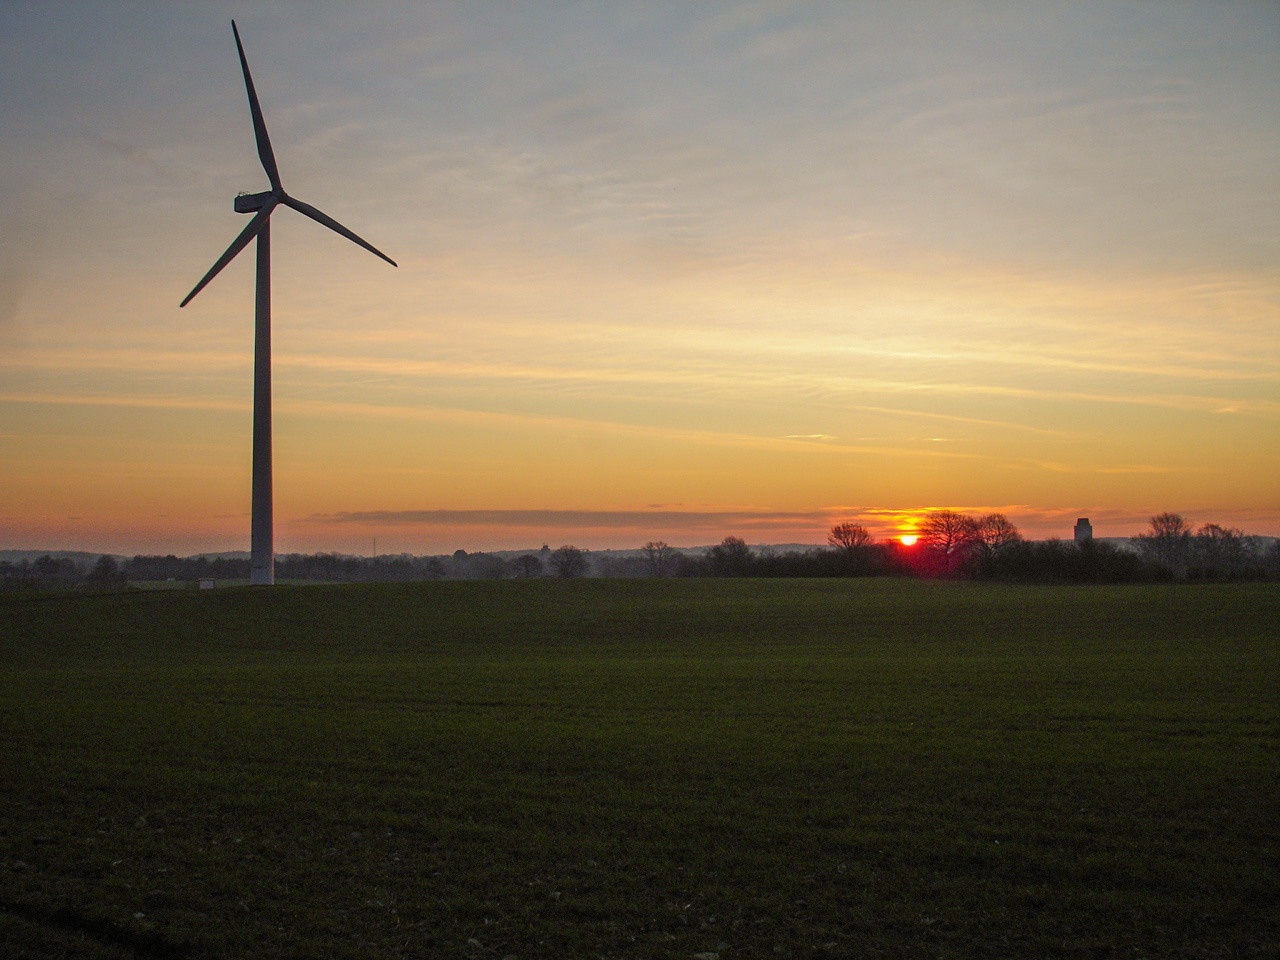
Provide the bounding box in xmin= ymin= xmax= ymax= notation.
xmin=1074 ymin=518 xmax=1093 ymax=542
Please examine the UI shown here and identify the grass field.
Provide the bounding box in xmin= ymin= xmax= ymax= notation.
xmin=1 ymin=579 xmax=1276 ymax=959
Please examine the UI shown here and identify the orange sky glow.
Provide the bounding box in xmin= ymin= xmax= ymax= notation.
xmin=2 ymin=2 xmax=1277 ymax=556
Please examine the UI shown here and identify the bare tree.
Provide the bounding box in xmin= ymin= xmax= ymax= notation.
xmin=919 ymin=510 xmax=978 ymax=571
xmin=1193 ymin=524 xmax=1257 ymax=579
xmin=1133 ymin=512 xmax=1193 ymax=576
xmin=511 ymin=554 xmax=543 ymax=578
xmin=642 ymin=541 xmax=678 ymax=577
xmin=549 ymin=545 xmax=588 ymax=578
xmin=973 ymin=514 xmax=1021 ymax=554
xmin=1150 ymin=512 xmax=1192 ymax=538
xmin=706 ymin=536 xmax=754 ymax=576
xmin=828 ymin=522 xmax=872 ymax=553
xmin=963 ymin=513 xmax=1022 ymax=577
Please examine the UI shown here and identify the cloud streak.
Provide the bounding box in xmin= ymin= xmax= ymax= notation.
xmin=310 ymin=508 xmax=839 ymax=530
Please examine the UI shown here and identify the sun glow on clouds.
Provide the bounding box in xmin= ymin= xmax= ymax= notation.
xmin=0 ymin=2 xmax=1277 ymax=554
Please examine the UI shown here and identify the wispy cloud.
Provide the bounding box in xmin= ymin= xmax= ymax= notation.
xmin=310 ymin=508 xmax=838 ymax=530
xmin=0 ymin=386 xmax=985 ymax=461
xmin=11 ymin=336 xmax=1272 ymax=423
xmin=0 ymin=392 xmax=245 ymax=412
xmin=1026 ymin=461 xmax=1198 ymax=476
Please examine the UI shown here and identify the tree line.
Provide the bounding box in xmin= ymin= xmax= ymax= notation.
xmin=2 ymin=511 xmax=1276 ymax=591
xmin=610 ymin=512 xmax=1275 ymax=583
xmin=810 ymin=510 xmax=1276 ymax=583
xmin=0 ymin=546 xmax=586 ymax=590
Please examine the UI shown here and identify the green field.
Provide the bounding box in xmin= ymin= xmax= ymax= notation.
xmin=2 ymin=579 xmax=1277 ymax=959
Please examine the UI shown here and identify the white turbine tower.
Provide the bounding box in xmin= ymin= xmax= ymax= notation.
xmin=181 ymin=21 xmax=396 ymax=585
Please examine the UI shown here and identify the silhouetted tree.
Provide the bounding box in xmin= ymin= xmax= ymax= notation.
xmin=1190 ymin=524 xmax=1261 ymax=580
xmin=974 ymin=514 xmax=1020 ymax=552
xmin=706 ymin=536 xmax=755 ymax=576
xmin=642 ymin=541 xmax=678 ymax=577
xmin=828 ymin=522 xmax=872 ymax=552
xmin=31 ymin=555 xmax=81 ymax=589
xmin=919 ymin=510 xmax=978 ymax=573
xmin=824 ymin=522 xmax=876 ymax=574
xmin=549 ymin=545 xmax=587 ymax=578
xmin=1133 ymin=512 xmax=1193 ymax=577
xmin=969 ymin=513 xmax=1021 ymax=576
xmin=86 ymin=555 xmax=128 ymax=590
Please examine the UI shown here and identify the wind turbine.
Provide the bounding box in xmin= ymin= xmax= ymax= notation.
xmin=181 ymin=21 xmax=396 ymax=586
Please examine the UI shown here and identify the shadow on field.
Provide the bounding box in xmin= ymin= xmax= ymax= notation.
xmin=1 ymin=898 xmax=189 ymax=958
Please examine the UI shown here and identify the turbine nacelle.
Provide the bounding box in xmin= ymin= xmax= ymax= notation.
xmin=235 ymin=190 xmax=276 ymax=214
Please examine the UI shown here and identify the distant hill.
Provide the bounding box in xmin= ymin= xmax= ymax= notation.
xmin=0 ymin=550 xmax=124 ymax=565
xmin=0 ymin=549 xmax=253 ymax=562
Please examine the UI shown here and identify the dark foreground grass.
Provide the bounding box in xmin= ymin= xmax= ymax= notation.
xmin=1 ymin=579 xmax=1276 ymax=959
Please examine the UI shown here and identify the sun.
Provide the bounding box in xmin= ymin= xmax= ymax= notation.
xmin=899 ymin=535 xmax=919 ymax=546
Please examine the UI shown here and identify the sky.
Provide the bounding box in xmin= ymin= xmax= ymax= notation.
xmin=1 ymin=0 xmax=1277 ymax=556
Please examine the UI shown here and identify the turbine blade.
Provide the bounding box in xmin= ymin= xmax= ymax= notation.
xmin=180 ymin=199 xmax=277 ymax=307
xmin=281 ymin=195 xmax=398 ymax=267
xmin=232 ymin=21 xmax=282 ymax=192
